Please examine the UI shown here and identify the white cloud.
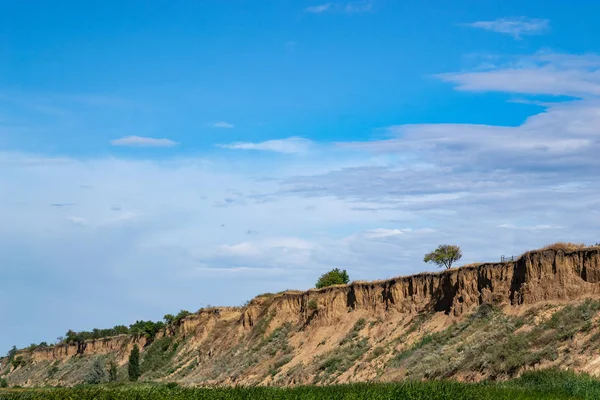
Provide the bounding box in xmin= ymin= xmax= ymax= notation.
xmin=362 ymin=228 xmax=407 ymax=239
xmin=465 ymin=17 xmax=549 ymax=39
xmin=343 ymin=0 xmax=372 ymax=13
xmin=438 ymin=52 xmax=600 ymax=97
xmin=211 ymin=121 xmax=235 ymax=129
xmin=217 ymin=137 xmax=314 ymax=154
xmin=305 ymin=3 xmax=332 ymax=13
xmin=305 ymin=1 xmax=372 ymax=14
xmin=498 ymin=224 xmax=562 ymax=230
xmin=110 ymin=136 xmax=179 ymax=147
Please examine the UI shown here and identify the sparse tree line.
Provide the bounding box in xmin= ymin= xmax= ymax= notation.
xmin=312 ymin=245 xmax=463 ymax=290
xmin=4 ymin=310 xmax=195 ymax=362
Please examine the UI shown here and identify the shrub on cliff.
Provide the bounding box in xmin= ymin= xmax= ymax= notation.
xmin=108 ymin=361 xmax=118 ymax=382
xmin=424 ymin=245 xmax=462 ymax=269
xmin=0 ymin=378 xmax=7 ymax=388
xmin=315 ymin=268 xmax=350 ymax=289
xmin=128 ymin=345 xmax=141 ymax=382
xmin=85 ymin=358 xmax=107 ymax=384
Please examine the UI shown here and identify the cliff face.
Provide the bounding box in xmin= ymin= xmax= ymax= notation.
xmin=3 ymin=248 xmax=600 ymax=387
xmin=243 ymin=248 xmax=600 ymax=327
xmin=27 ymin=335 xmax=147 ymax=364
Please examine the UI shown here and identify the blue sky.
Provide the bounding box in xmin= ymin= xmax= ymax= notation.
xmin=2 ymin=0 xmax=600 ymax=351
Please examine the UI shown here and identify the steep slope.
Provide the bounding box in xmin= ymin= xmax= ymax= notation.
xmin=3 ymin=246 xmax=600 ymax=387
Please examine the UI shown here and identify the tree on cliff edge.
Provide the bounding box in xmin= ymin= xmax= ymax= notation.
xmin=128 ymin=345 xmax=140 ymax=382
xmin=424 ymin=245 xmax=462 ymax=269
xmin=315 ymin=268 xmax=350 ymax=289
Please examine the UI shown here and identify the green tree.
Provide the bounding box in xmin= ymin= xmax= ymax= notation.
xmin=423 ymin=244 xmax=462 ymax=269
xmin=85 ymin=358 xmax=107 ymax=384
xmin=108 ymin=361 xmax=118 ymax=382
xmin=7 ymin=346 xmax=17 ymax=362
xmin=128 ymin=345 xmax=141 ymax=382
xmin=315 ymin=268 xmax=350 ymax=289
xmin=163 ymin=314 xmax=175 ymax=325
xmin=0 ymin=378 xmax=8 ymax=388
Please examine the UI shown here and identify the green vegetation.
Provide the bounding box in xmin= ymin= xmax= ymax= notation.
xmin=314 ymin=319 xmax=370 ymax=384
xmin=128 ymin=345 xmax=141 ymax=382
xmin=46 ymin=363 xmax=59 ymax=379
xmin=315 ymin=268 xmax=350 ymax=289
xmin=163 ymin=310 xmax=192 ymax=327
xmin=424 ymin=244 xmax=462 ymax=269
xmin=140 ymin=337 xmax=179 ymax=377
xmin=85 ymin=358 xmax=107 ymax=385
xmin=108 ymin=361 xmax=118 ymax=382
xmin=0 ymin=378 xmax=7 ymax=388
xmin=389 ymin=300 xmax=600 ymax=379
xmin=65 ymin=321 xmax=165 ymax=344
xmin=12 ymin=312 xmax=194 ymax=356
xmin=3 ymin=370 xmax=600 ymax=399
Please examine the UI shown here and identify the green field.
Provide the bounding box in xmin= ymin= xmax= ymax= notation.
xmin=1 ymin=370 xmax=600 ymax=400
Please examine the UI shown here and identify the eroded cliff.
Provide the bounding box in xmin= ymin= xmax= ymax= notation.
xmin=3 ymin=247 xmax=600 ymax=387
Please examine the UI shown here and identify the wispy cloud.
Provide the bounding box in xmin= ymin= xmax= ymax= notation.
xmin=305 ymin=3 xmax=332 ymax=13
xmin=305 ymin=1 xmax=372 ymax=14
xmin=217 ymin=137 xmax=314 ymax=154
xmin=110 ymin=136 xmax=179 ymax=147
xmin=464 ymin=17 xmax=550 ymax=39
xmin=498 ymin=224 xmax=562 ymax=231
xmin=211 ymin=121 xmax=235 ymax=129
xmin=438 ymin=52 xmax=600 ymax=97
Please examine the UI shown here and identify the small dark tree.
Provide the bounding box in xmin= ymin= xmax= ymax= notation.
xmin=0 ymin=378 xmax=8 ymax=388
xmin=424 ymin=244 xmax=462 ymax=269
xmin=108 ymin=361 xmax=118 ymax=382
xmin=85 ymin=358 xmax=107 ymax=384
xmin=128 ymin=345 xmax=140 ymax=382
xmin=315 ymin=268 xmax=350 ymax=289
xmin=7 ymin=346 xmax=17 ymax=363
xmin=174 ymin=310 xmax=191 ymax=324
xmin=163 ymin=314 xmax=175 ymax=325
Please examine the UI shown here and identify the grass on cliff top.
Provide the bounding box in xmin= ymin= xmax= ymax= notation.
xmin=1 ymin=370 xmax=599 ymax=400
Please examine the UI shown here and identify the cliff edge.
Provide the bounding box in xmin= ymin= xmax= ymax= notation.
xmin=3 ymin=246 xmax=600 ymax=386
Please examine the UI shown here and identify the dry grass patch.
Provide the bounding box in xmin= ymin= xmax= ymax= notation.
xmin=539 ymin=242 xmax=588 ymax=252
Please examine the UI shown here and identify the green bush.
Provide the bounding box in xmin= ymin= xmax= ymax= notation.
xmin=85 ymin=358 xmax=107 ymax=384
xmin=315 ymin=268 xmax=349 ymax=289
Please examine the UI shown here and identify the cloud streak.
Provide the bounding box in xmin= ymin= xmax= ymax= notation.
xmin=305 ymin=1 xmax=372 ymax=14
xmin=465 ymin=17 xmax=550 ymax=39
xmin=305 ymin=3 xmax=332 ymax=13
xmin=211 ymin=122 xmax=235 ymax=129
xmin=217 ymin=137 xmax=314 ymax=154
xmin=110 ymin=136 xmax=179 ymax=147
